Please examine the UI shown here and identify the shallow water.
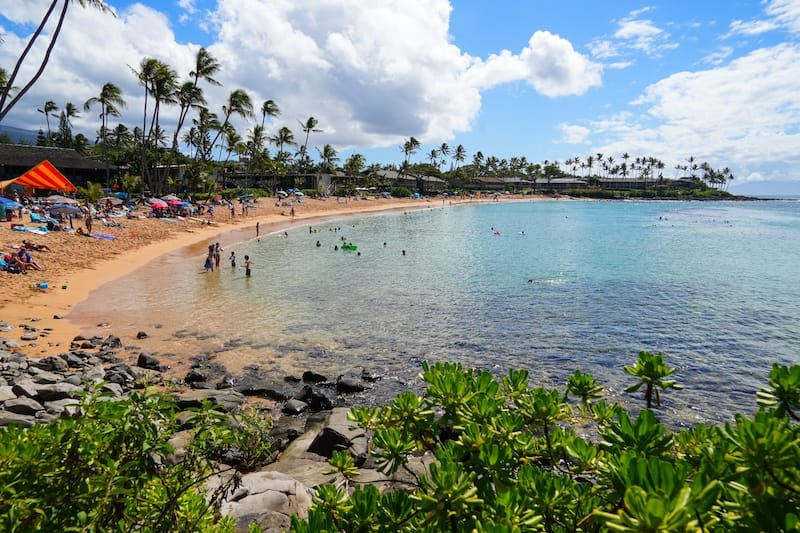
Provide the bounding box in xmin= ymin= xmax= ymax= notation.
xmin=70 ymin=199 xmax=800 ymax=426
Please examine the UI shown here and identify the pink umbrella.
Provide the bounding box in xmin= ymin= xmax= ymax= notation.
xmin=167 ymin=198 xmax=183 ymax=206
xmin=148 ymin=198 xmax=168 ymax=209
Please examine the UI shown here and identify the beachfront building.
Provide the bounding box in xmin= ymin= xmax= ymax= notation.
xmin=537 ymin=177 xmax=589 ymax=192
xmin=375 ymin=169 xmax=447 ymax=193
xmin=0 ymin=144 xmax=108 ymax=190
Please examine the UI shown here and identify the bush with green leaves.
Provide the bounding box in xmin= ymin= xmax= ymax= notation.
xmin=0 ymin=388 xmax=272 ymax=532
xmin=290 ymin=359 xmax=800 ymax=533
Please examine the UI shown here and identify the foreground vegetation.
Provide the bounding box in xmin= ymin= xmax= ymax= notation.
xmin=1 ymin=353 xmax=797 ymax=531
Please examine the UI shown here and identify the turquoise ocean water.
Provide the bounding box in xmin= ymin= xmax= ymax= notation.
xmin=70 ymin=200 xmax=800 ymax=426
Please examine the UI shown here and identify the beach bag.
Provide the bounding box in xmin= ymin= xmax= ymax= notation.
xmin=5 ymin=264 xmax=22 ymax=274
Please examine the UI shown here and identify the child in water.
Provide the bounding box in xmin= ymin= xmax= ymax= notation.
xmin=243 ymin=255 xmax=251 ymax=277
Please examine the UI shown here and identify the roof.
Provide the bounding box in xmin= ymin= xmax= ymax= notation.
xmin=0 ymin=144 xmax=107 ymax=171
xmin=377 ymin=169 xmax=446 ymax=183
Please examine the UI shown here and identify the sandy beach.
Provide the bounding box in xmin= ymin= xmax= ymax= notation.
xmin=1 ymin=194 xmax=532 ymax=366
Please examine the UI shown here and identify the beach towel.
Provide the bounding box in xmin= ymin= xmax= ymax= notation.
xmin=89 ymin=233 xmax=116 ymax=240
xmin=11 ymin=225 xmax=48 ymax=234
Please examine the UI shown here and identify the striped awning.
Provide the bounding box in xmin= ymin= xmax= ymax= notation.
xmin=0 ymin=160 xmax=77 ymax=192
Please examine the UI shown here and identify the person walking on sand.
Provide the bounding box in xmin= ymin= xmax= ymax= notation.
xmin=243 ymin=255 xmax=252 ymax=277
xmin=256 ymin=221 xmax=260 ymax=237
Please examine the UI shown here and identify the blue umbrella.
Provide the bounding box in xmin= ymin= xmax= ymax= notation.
xmin=0 ymin=197 xmax=21 ymax=208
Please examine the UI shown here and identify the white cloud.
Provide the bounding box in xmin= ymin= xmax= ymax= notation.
xmin=518 ymin=31 xmax=603 ymax=97
xmin=595 ymin=43 xmax=800 ymax=183
xmin=725 ymin=19 xmax=779 ymax=37
xmin=702 ymin=46 xmax=734 ymax=66
xmin=765 ymin=0 xmax=800 ymax=33
xmin=1 ymin=0 xmax=604 ymax=153
xmin=462 ymin=31 xmax=603 ymax=98
xmin=557 ymin=123 xmax=590 ymax=144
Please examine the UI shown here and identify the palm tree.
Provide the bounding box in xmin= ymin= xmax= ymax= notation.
xmin=260 ymin=99 xmax=280 ymax=133
xmin=270 ymin=126 xmax=295 ymax=161
xmin=317 ymin=144 xmax=339 ymax=173
xmin=427 ymin=148 xmax=440 ymax=166
xmin=0 ymin=0 xmax=114 ymax=122
xmin=298 ymin=116 xmax=322 ymax=168
xmin=84 ymin=81 xmax=125 ymax=186
xmin=37 ymin=100 xmax=58 ymax=144
xmin=439 ymin=142 xmax=450 ymax=171
xmin=472 ymin=151 xmax=484 ymax=179
xmin=170 ymin=47 xmax=220 ymax=155
xmin=207 ymin=89 xmax=254 ymax=161
xmin=63 ymin=102 xmax=79 ymax=130
xmin=453 ymin=144 xmax=466 ymax=170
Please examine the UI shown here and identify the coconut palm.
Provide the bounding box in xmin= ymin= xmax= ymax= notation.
xmin=63 ymin=102 xmax=79 ymax=130
xmin=453 ymin=144 xmax=466 ymax=170
xmin=0 ymin=0 xmax=114 ymax=122
xmin=170 ymin=47 xmax=220 ymax=155
xmin=439 ymin=142 xmax=450 ymax=171
xmin=316 ymin=144 xmax=339 ymax=173
xmin=427 ymin=148 xmax=440 ymax=166
xmin=298 ymin=116 xmax=322 ymax=165
xmin=270 ymin=126 xmax=295 ymax=161
xmin=207 ymin=89 xmax=254 ymax=161
xmin=84 ymin=81 xmax=125 ymax=186
xmin=260 ymin=99 xmax=280 ymax=133
xmin=37 ymin=100 xmax=58 ymax=144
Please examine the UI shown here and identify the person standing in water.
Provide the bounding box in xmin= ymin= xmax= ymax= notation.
xmin=230 ymin=251 xmax=236 ymax=268
xmin=243 ymin=255 xmax=252 ymax=277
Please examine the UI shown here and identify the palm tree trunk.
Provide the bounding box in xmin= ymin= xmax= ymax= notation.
xmin=0 ymin=0 xmax=66 ymax=122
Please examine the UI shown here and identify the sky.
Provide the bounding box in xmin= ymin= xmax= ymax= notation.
xmin=2 ymin=0 xmax=800 ymax=194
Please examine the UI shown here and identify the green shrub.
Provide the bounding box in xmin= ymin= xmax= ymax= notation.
xmin=0 ymin=389 xmax=248 ymax=532
xmin=291 ymin=358 xmax=800 ymax=533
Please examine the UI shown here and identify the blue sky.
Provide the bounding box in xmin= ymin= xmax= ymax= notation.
xmin=3 ymin=1 xmax=800 ymax=194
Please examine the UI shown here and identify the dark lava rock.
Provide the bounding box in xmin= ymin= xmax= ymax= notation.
xmin=184 ymin=368 xmax=207 ymax=384
xmin=302 ymin=370 xmax=328 ymax=383
xmin=282 ymin=399 xmax=308 ymax=416
xmin=336 ymin=375 xmax=369 ymax=393
xmin=136 ymin=352 xmax=163 ymax=371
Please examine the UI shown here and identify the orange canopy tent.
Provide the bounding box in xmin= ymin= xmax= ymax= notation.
xmin=0 ymin=160 xmax=77 ymax=192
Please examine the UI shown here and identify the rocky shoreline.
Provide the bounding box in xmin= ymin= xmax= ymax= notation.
xmin=0 ymin=319 xmax=417 ymax=532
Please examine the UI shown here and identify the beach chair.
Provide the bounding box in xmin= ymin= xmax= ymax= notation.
xmin=30 ymin=212 xmax=47 ymax=224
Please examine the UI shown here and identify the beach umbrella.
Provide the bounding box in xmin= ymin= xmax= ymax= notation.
xmin=0 ymin=197 xmax=21 ymax=208
xmin=161 ymin=194 xmax=180 ymax=201
xmin=99 ymin=196 xmax=123 ymax=206
xmin=148 ymin=198 xmax=168 ymax=208
xmin=166 ymin=198 xmax=184 ymax=206
xmin=44 ymin=194 xmax=77 ymax=205
xmin=49 ymin=203 xmax=82 ymax=216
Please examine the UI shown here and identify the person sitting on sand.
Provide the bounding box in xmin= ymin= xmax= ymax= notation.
xmin=16 ymin=248 xmax=43 ymax=272
xmin=22 ymin=239 xmax=51 ymax=252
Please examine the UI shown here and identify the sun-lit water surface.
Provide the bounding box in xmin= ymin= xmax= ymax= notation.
xmin=70 ymin=200 xmax=800 ymax=426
